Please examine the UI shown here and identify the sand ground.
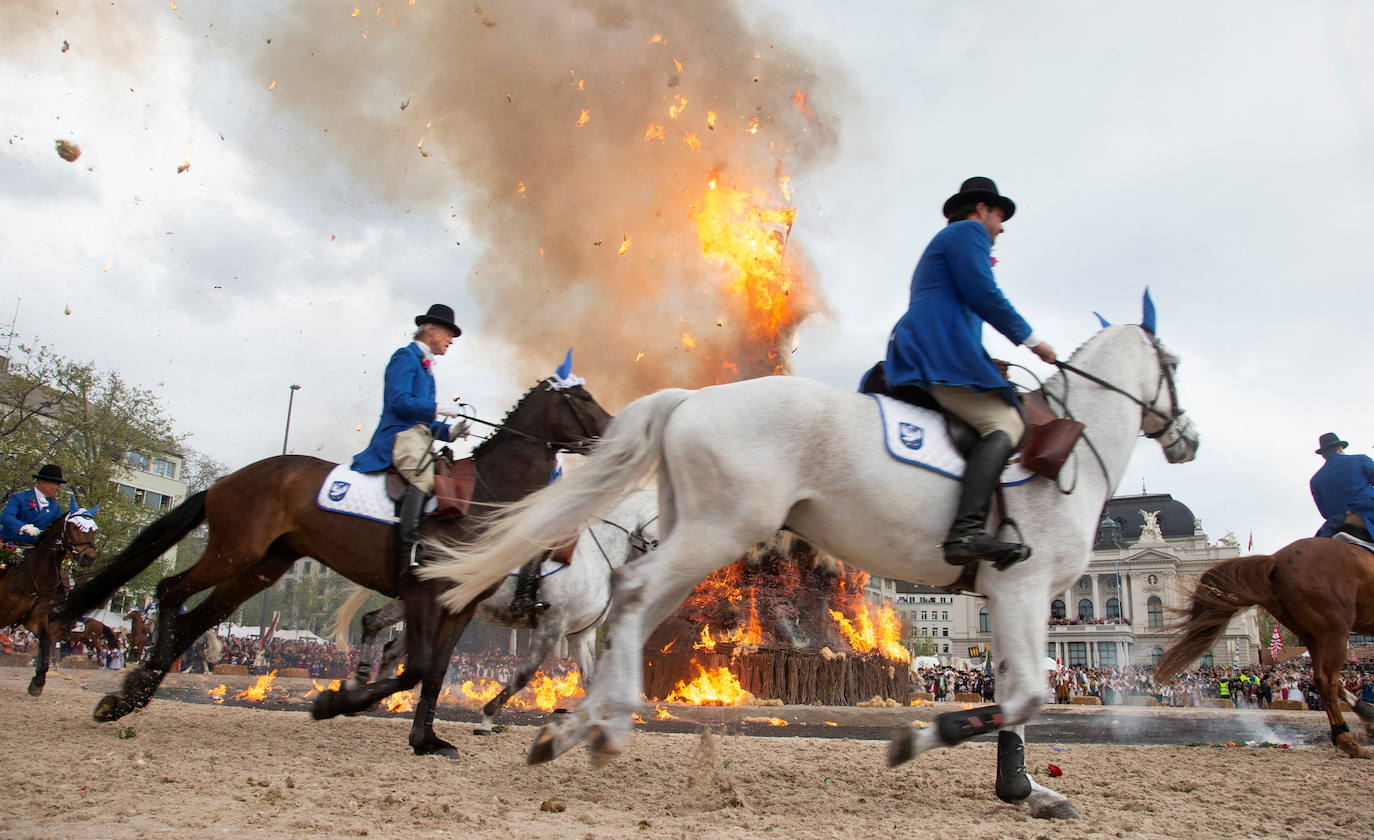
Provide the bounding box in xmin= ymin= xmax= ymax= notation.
xmin=1 ymin=667 xmax=1369 ymax=840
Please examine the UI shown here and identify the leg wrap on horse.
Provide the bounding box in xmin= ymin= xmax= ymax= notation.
xmin=1330 ymin=721 xmax=1351 ymax=745
xmin=995 ymin=730 xmax=1033 ymax=803
xmin=935 ymin=704 xmax=1005 ymax=746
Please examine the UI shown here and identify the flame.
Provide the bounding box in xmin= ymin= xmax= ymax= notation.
xmin=648 ymin=33 xmax=664 ymax=44
xmin=706 ymin=110 xmax=717 ymax=130
xmin=233 ymin=671 xmax=278 ymax=701
xmin=791 ymin=89 xmax=812 ymax=118
xmin=746 ymin=115 xmax=760 ymax=134
xmin=826 ymin=587 xmax=910 ymax=663
xmin=516 ymin=181 xmax=526 ymax=196
xmin=519 ymin=671 xmax=583 ymax=712
xmin=206 ymin=684 xmax=227 ymax=704
xmin=682 ymin=132 xmax=701 ymax=151
xmin=681 ymin=332 xmax=697 ymax=350
xmin=618 ymin=235 xmax=631 ymax=255
xmin=693 ymin=623 xmax=715 ymax=651
xmin=576 ymin=109 xmax=590 ymax=127
xmin=644 ymin=123 xmax=665 ymax=141
xmin=664 ymin=660 xmax=752 ymax=706
xmin=823 ymin=721 xmax=838 ymax=726
xmin=634 ymin=351 xmax=645 ymax=363
xmin=668 ymin=95 xmax=688 ymax=120
xmin=660 ymin=639 xmax=676 ymax=654
xmin=351 ymin=6 xmax=360 ymax=16
xmin=746 ymin=717 xmax=788 ymax=726
xmin=460 ymin=678 xmax=502 ymax=705
xmin=382 ymin=690 xmax=416 ymax=713
xmin=655 ymin=706 xmax=674 ymax=720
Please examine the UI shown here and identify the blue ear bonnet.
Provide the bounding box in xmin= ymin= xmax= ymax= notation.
xmin=1091 ymin=288 xmax=1156 ymax=334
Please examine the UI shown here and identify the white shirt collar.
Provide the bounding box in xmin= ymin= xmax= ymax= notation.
xmin=412 ymin=340 xmax=434 ymax=362
xmin=33 ymin=487 xmax=48 ymax=509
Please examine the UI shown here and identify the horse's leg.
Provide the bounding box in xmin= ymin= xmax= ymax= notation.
xmin=532 ymin=531 xmax=749 ymax=766
xmin=567 ymin=625 xmax=597 ymax=685
xmin=889 ymin=586 xmax=1076 ymax=819
xmin=95 ymin=552 xmax=292 ymax=722
xmin=27 ymin=620 xmax=54 ymax=697
xmin=475 ymin=611 xmax=564 ymax=735
xmin=347 ymin=598 xmax=405 ymax=688
xmin=1312 ymin=635 xmax=1368 ymax=758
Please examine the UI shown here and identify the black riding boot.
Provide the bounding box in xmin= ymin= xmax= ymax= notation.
xmin=943 ymin=430 xmax=1031 ymax=569
xmin=394 ymin=484 xmax=426 ymax=585
xmin=508 ymin=555 xmax=550 ymax=627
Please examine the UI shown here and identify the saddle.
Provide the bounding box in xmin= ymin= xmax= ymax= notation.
xmin=860 ymin=361 xmax=1082 ymax=481
xmin=383 ymin=452 xmax=477 ymax=518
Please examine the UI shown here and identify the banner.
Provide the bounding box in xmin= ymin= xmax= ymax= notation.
xmin=1268 ymin=623 xmax=1284 ymax=660
xmin=259 ymin=610 xmax=281 ymax=649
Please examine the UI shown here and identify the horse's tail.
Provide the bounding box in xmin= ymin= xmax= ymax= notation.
xmin=57 ymin=490 xmax=209 ymax=622
xmin=419 ymin=387 xmax=693 ymax=613
xmin=331 ymin=585 xmax=372 ymax=648
xmin=1155 ymin=553 xmax=1277 ymax=683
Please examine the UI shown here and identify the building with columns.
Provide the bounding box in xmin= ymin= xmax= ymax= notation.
xmin=885 ymin=493 xmax=1262 ymax=668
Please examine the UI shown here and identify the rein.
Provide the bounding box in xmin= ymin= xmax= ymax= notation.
xmin=566 ymin=512 xmax=660 ymax=637
xmin=451 ymin=386 xmax=600 ymax=454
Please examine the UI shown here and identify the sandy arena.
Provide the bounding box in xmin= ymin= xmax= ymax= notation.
xmin=1 ymin=667 xmax=1369 ymax=840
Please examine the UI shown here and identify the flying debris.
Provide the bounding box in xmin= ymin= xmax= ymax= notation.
xmin=176 ymin=161 xmax=190 ymax=174
xmin=54 ymin=140 xmax=81 ymax=162
xmin=61 ymin=41 xmax=70 ymax=53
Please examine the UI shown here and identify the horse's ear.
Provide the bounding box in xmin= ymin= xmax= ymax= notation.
xmin=555 ymin=348 xmax=574 ymax=381
xmin=87 ymin=503 xmax=100 ymax=515
xmin=1141 ymin=288 xmax=1156 ymax=335
xmin=1094 ymin=312 xmax=1112 ymax=328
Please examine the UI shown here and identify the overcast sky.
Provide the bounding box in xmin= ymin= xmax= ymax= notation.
xmin=3 ymin=1 xmax=1371 ymax=551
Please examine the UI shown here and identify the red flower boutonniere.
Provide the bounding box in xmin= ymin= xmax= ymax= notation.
xmin=27 ymin=501 xmax=37 ymax=511
xmin=421 ymin=359 xmax=433 ymax=372
xmin=989 ymin=256 xmax=999 ymax=267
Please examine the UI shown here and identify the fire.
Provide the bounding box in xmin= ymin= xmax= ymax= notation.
xmin=576 ymin=109 xmax=590 ymax=127
xmin=644 ymin=123 xmax=665 ymax=141
xmin=233 ymin=671 xmax=278 ymax=701
xmin=694 ymin=623 xmax=716 ymax=651
xmin=668 ymin=95 xmax=688 ymax=120
xmin=791 ymin=89 xmax=812 ymax=118
xmin=460 ymin=678 xmax=501 ymax=705
xmin=655 ymin=706 xmax=674 ymax=720
xmin=664 ymin=660 xmax=752 ymax=706
xmin=826 ymin=599 xmax=910 ymax=664
xmin=521 ymin=671 xmax=583 ymax=712
xmin=382 ymin=690 xmax=416 ymax=713
xmin=660 ymin=639 xmax=676 ymax=654
xmin=634 ymin=351 xmax=645 ymax=363
xmin=618 ymin=235 xmax=631 ymax=255
xmin=744 ymin=716 xmax=788 ymax=726
xmin=516 ymin=181 xmax=526 ymax=196
xmin=681 ymin=333 xmax=697 ymax=350
xmin=682 ymin=132 xmax=701 ymax=151
xmin=689 ymin=173 xmax=798 ymax=346
xmin=706 ymin=110 xmax=717 ymax=130
xmin=648 ymin=33 xmax=664 ymax=44
xmin=673 ymin=57 xmax=684 ymax=73
xmin=206 ymin=684 xmax=226 ymax=704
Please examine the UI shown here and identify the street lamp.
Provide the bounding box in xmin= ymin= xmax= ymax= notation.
xmin=282 ymin=384 xmax=301 ymax=455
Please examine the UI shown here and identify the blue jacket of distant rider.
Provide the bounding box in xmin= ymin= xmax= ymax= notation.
xmin=1310 ymin=451 xmax=1374 ymax=538
xmin=351 ymin=343 xmax=456 ymax=473
xmin=885 ymin=220 xmax=1033 ymax=406
xmin=0 ymin=488 xmax=66 ymax=545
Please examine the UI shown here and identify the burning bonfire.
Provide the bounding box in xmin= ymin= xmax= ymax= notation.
xmin=203 ymin=670 xmax=583 ymax=714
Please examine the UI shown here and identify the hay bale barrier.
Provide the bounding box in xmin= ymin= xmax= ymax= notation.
xmin=953 ymin=692 xmax=983 ymax=704
xmin=213 ymin=664 xmax=249 ymax=676
xmin=1071 ymin=695 xmax=1103 ymax=706
xmin=279 ymin=667 xmax=310 ymax=679
xmin=1270 ymin=699 xmax=1308 ymax=711
xmin=642 ymin=643 xmax=911 ymax=706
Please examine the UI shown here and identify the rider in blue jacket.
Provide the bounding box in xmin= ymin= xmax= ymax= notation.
xmin=353 ymin=304 xmax=466 ymax=579
xmin=1 ymin=464 xmax=67 ymax=546
xmin=1310 ymin=432 xmax=1374 ymax=542
xmin=886 ymin=178 xmax=1057 ymax=569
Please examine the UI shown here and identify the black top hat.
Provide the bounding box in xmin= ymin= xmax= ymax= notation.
xmin=415 ymin=304 xmax=462 ymax=337
xmin=1315 ymin=432 xmax=1349 ymax=455
xmin=942 ymin=176 xmax=1016 ymax=221
xmin=33 ymin=464 xmax=66 ymax=484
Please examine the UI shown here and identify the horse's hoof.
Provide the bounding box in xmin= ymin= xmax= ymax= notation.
xmin=93 ymin=694 xmax=126 ymax=722
xmin=528 ymin=728 xmax=559 ymax=765
xmin=414 ymin=740 xmax=461 ymax=760
xmin=1029 ymin=799 xmax=1080 ymax=820
xmin=311 ymin=690 xmax=344 ymax=721
xmin=27 ymin=681 xmax=44 ymax=698
xmin=887 ymin=725 xmax=916 ymax=768
xmin=586 ymin=723 xmax=622 ymax=769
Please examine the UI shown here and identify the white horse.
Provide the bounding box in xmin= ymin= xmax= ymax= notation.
xmin=336 ymin=489 xmax=660 ymax=733
xmin=420 ymin=320 xmax=1198 ymax=819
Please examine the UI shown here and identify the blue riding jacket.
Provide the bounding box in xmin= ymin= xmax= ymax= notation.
xmin=351 ymin=343 xmax=456 ymax=473
xmin=0 ymin=488 xmax=66 ymax=545
xmin=1310 ymin=451 xmax=1374 ymax=538
xmin=885 ymin=220 xmax=1034 ymax=406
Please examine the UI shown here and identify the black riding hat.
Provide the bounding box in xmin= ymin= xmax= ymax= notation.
xmin=942 ymin=176 xmax=1016 ymax=221
xmin=33 ymin=464 xmax=66 ymax=484
xmin=1315 ymin=432 xmax=1348 ymax=455
xmin=415 ymin=303 xmax=462 ymax=337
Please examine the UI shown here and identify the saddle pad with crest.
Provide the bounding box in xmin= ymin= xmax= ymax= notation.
xmin=316 ymin=465 xmax=438 ymax=525
xmin=869 ymin=394 xmax=1035 ymax=486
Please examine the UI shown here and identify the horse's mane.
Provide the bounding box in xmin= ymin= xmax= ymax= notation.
xmin=470 ymin=379 xmax=555 ymax=460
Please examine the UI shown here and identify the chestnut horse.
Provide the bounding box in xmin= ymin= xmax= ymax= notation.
xmin=58 ymin=618 xmax=121 ymax=657
xmin=123 ymin=610 xmax=150 ymax=663
xmin=1156 ymin=537 xmax=1374 ymax=757
xmin=0 ymin=509 xmax=100 ymax=695
xmin=59 ymin=373 xmax=610 ymax=757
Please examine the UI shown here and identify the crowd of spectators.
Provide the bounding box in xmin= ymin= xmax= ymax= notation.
xmin=913 ymin=661 xmax=1374 ymax=710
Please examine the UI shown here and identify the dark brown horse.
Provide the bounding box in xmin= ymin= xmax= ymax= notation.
xmin=123 ymin=609 xmax=150 ymax=663
xmin=59 ymin=376 xmax=610 ymax=757
xmin=1157 ymin=537 xmax=1374 ymax=758
xmin=0 ymin=511 xmax=100 ymax=695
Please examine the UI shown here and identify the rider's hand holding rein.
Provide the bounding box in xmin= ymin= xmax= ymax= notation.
xmin=1029 ymin=339 xmax=1057 ymax=364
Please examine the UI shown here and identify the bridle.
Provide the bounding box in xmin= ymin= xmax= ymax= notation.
xmin=1026 ymin=330 xmax=1190 ymax=492
xmin=568 ymin=510 xmax=660 ymax=636
xmin=451 ymin=382 xmax=603 ymax=455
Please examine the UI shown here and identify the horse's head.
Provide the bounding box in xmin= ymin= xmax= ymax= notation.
xmin=1139 ymin=337 xmax=1199 ymax=465
xmin=61 ymin=508 xmax=100 ymax=567
xmin=531 ymin=350 xmax=612 ymax=455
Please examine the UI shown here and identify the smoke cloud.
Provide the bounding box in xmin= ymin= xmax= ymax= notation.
xmin=252 ymin=0 xmax=839 ymax=405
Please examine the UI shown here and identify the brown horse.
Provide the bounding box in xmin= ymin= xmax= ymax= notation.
xmin=1157 ymin=537 xmax=1374 ymax=758
xmin=59 ymin=375 xmax=610 ymax=757
xmin=124 ymin=609 xmax=150 ymax=663
xmin=58 ymin=617 xmax=121 ymax=657
xmin=0 ymin=511 xmax=100 ymax=695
